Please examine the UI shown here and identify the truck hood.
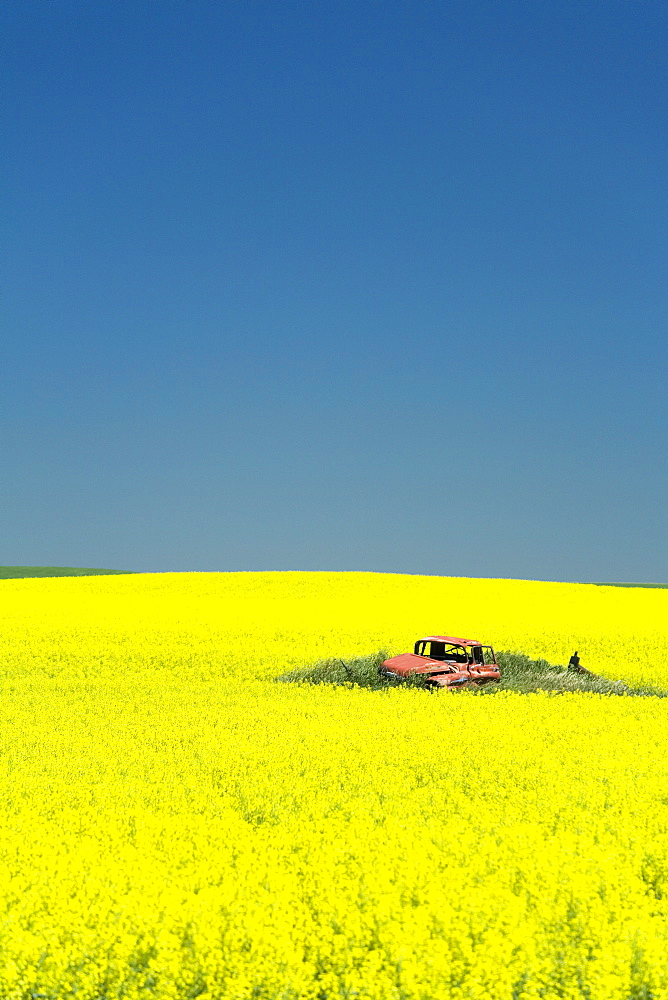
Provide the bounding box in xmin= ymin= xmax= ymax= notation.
xmin=381 ymin=653 xmax=460 ymax=676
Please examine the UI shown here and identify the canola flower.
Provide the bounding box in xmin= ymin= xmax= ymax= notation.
xmin=1 ymin=571 xmax=668 ymax=999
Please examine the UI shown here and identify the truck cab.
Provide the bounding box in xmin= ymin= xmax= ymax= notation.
xmin=380 ymin=636 xmax=500 ymax=689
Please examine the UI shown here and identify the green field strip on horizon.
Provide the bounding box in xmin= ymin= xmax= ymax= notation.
xmin=0 ymin=567 xmax=134 ymax=580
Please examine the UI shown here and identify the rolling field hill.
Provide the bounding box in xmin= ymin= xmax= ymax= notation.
xmin=1 ymin=571 xmax=668 ymax=999
xmin=2 ymin=565 xmax=664 ymax=586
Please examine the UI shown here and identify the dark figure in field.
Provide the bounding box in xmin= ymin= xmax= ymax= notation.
xmin=568 ymin=651 xmax=602 ymax=682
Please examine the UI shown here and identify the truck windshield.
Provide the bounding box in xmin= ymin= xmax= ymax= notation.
xmin=430 ymin=642 xmax=467 ymax=662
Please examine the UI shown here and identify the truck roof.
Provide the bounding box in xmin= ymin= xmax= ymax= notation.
xmin=420 ymin=635 xmax=483 ymax=647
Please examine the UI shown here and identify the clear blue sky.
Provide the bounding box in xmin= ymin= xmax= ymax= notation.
xmin=2 ymin=1 xmax=666 ymax=581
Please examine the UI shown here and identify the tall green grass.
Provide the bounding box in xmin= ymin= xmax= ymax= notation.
xmin=278 ymin=650 xmax=667 ymax=697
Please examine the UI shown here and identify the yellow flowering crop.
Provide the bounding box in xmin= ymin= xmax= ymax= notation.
xmin=1 ymin=571 xmax=667 ymax=999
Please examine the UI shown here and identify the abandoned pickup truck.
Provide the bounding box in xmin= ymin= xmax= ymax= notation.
xmin=380 ymin=636 xmax=500 ymax=690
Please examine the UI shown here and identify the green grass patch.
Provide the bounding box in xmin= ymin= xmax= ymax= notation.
xmin=278 ymin=650 xmax=667 ymax=697
xmin=492 ymin=652 xmax=667 ymax=696
xmin=277 ymin=650 xmax=422 ymax=690
xmin=0 ymin=566 xmax=134 ymax=580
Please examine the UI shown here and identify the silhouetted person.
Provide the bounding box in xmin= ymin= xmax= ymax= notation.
xmin=568 ymin=651 xmax=581 ymax=671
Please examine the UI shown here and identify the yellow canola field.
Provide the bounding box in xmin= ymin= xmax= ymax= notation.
xmin=1 ymin=571 xmax=668 ymax=1000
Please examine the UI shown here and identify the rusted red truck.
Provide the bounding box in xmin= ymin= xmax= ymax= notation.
xmin=380 ymin=636 xmax=500 ymax=690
